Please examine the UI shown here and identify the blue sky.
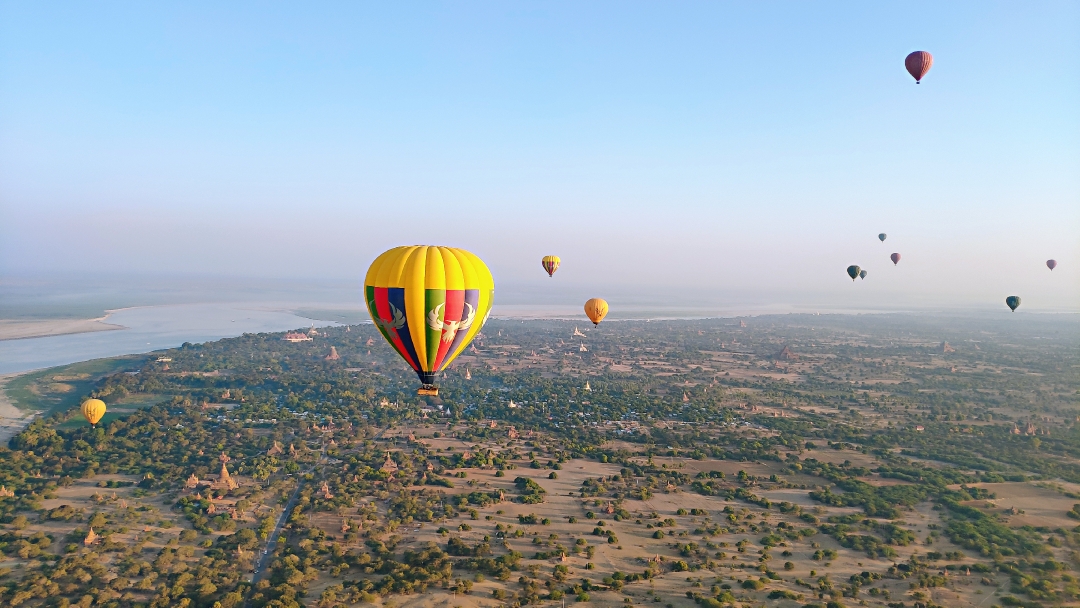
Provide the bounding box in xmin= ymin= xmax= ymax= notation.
xmin=1 ymin=1 xmax=1077 ymax=311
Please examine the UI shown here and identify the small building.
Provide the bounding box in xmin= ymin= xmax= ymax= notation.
xmin=0 ymin=486 xmax=14 ymax=498
xmin=84 ymin=527 xmax=100 ymax=546
xmin=283 ymin=332 xmax=313 ymax=343
xmin=326 ymin=346 xmax=340 ymax=361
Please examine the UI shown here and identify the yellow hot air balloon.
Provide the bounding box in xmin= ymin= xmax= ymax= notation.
xmin=541 ymin=255 xmax=561 ymax=277
xmin=81 ymin=398 xmax=106 ymax=426
xmin=584 ymin=298 xmax=608 ymax=327
xmin=365 ymin=246 xmax=494 ymax=396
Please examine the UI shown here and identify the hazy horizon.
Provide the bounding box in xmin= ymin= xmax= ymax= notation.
xmin=2 ymin=2 xmax=1078 ymax=312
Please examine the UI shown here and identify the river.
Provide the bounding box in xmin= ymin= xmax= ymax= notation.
xmin=0 ymin=303 xmax=334 ymax=374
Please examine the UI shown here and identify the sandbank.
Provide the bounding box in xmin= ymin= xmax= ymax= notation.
xmin=0 ymin=372 xmax=36 ymax=445
xmin=0 ymin=316 xmax=125 ymax=341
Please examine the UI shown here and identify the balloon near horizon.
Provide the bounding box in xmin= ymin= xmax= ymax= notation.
xmin=584 ymin=298 xmax=609 ymax=327
xmin=81 ymin=398 xmax=106 ymax=426
xmin=1006 ymin=296 xmax=1021 ymax=312
xmin=364 ymin=246 xmax=494 ymax=396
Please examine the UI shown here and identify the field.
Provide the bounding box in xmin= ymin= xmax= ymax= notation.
xmin=0 ymin=314 xmax=1078 ymax=608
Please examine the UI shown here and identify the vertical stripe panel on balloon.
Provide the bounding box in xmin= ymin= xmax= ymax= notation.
xmin=442 ymin=289 xmax=479 ymax=368
xmin=373 ymin=287 xmax=420 ymax=370
xmin=433 ymin=289 xmax=465 ymax=370
xmin=402 ymin=247 xmax=428 ymax=370
xmin=424 ymin=288 xmax=447 ymax=372
xmin=385 ymin=287 xmax=421 ymax=371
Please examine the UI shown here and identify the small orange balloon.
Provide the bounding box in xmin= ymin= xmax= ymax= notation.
xmin=584 ymin=298 xmax=609 ymax=327
xmin=81 ymin=398 xmax=106 ymax=426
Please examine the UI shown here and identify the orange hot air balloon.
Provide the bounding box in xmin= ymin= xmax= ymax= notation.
xmin=541 ymin=255 xmax=561 ymax=277
xmin=81 ymin=398 xmax=106 ymax=426
xmin=905 ymin=51 xmax=933 ymax=83
xmin=584 ymin=298 xmax=608 ymax=327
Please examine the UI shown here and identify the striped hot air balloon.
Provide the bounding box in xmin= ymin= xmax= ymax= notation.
xmin=541 ymin=255 xmax=561 ymax=277
xmin=905 ymin=51 xmax=933 ymax=83
xmin=364 ymin=246 xmax=494 ymax=394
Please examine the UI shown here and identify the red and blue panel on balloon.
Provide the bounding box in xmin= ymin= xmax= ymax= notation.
xmin=366 ymin=286 xmax=479 ymax=377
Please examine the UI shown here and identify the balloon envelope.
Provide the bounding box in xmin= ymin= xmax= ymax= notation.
xmin=81 ymin=398 xmax=106 ymax=426
xmin=859 ymin=270 xmax=867 ymax=279
xmin=541 ymin=255 xmax=561 ymax=277
xmin=584 ymin=298 xmax=609 ymax=326
xmin=891 ymin=253 xmax=901 ymax=265
xmin=1006 ymin=296 xmax=1021 ymax=312
xmin=847 ymin=265 xmax=861 ymax=281
xmin=365 ymin=246 xmax=494 ymax=388
xmin=1047 ymin=259 xmax=1057 ymax=271
xmin=905 ymin=51 xmax=933 ymax=83
xmin=878 ymin=233 xmax=887 ymax=242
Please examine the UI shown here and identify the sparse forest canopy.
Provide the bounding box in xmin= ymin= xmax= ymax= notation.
xmin=0 ymin=314 xmax=1078 ymax=607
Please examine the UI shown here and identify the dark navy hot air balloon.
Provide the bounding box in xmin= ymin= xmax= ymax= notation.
xmin=1006 ymin=296 xmax=1021 ymax=312
xmin=859 ymin=270 xmax=867 ymax=280
xmin=878 ymin=233 xmax=887 ymax=243
xmin=847 ymin=265 xmax=861 ymax=281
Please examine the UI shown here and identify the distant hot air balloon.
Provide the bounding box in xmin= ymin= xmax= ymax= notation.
xmin=541 ymin=255 xmax=561 ymax=278
xmin=905 ymin=51 xmax=933 ymax=83
xmin=81 ymin=398 xmax=106 ymax=426
xmin=891 ymin=253 xmax=901 ymax=265
xmin=1046 ymin=259 xmax=1057 ymax=271
xmin=584 ymin=298 xmax=609 ymax=326
xmin=364 ymin=246 xmax=494 ymax=395
xmin=878 ymin=233 xmax=887 ymax=242
xmin=1005 ymin=296 xmax=1021 ymax=312
xmin=847 ymin=265 xmax=861 ymax=281
xmin=859 ymin=270 xmax=868 ymax=280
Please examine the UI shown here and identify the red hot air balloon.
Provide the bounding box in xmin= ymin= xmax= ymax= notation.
xmin=1047 ymin=259 xmax=1057 ymax=271
xmin=905 ymin=51 xmax=933 ymax=83
xmin=891 ymin=253 xmax=901 ymax=266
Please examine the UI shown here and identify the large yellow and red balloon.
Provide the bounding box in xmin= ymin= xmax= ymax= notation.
xmin=81 ymin=398 xmax=106 ymax=426
xmin=364 ymin=246 xmax=494 ymax=391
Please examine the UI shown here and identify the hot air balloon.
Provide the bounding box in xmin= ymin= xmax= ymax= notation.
xmin=905 ymin=51 xmax=933 ymax=83
xmin=1005 ymin=296 xmax=1021 ymax=312
xmin=541 ymin=255 xmax=561 ymax=278
xmin=364 ymin=246 xmax=494 ymax=396
xmin=891 ymin=253 xmax=901 ymax=265
xmin=878 ymin=233 xmax=887 ymax=242
xmin=584 ymin=298 xmax=608 ymax=326
xmin=859 ymin=270 xmax=868 ymax=280
xmin=847 ymin=265 xmax=861 ymax=281
xmin=1047 ymin=259 xmax=1057 ymax=271
xmin=81 ymin=398 xmax=106 ymax=426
